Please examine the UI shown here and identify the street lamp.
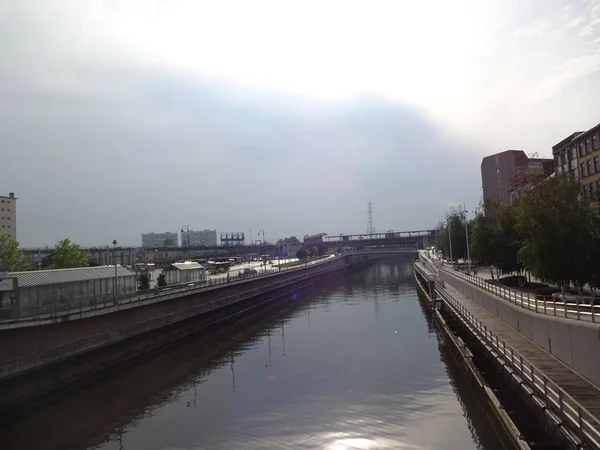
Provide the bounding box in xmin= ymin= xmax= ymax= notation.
xmin=462 ymin=204 xmax=472 ymax=275
xmin=112 ymin=240 xmax=118 ymax=302
xmin=446 ymin=220 xmax=453 ymax=264
xmin=181 ymin=225 xmax=190 ymax=259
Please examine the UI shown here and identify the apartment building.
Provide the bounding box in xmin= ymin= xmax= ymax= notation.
xmin=141 ymin=232 xmax=179 ymax=248
xmin=181 ymin=229 xmax=217 ymax=247
xmin=0 ymin=192 xmax=17 ymax=240
xmin=552 ymin=123 xmax=600 ymax=201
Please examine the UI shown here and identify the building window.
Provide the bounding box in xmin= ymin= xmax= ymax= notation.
xmin=594 ymin=134 xmax=599 ymax=150
xmin=588 ymin=159 xmax=593 ymax=175
xmin=579 ymin=143 xmax=585 ymax=157
xmin=586 ymin=139 xmax=592 ymax=154
xmin=1 ymin=225 xmax=4 ymax=228
xmin=581 ymin=162 xmax=587 ymax=177
xmin=6 ymin=225 xmax=9 ymax=228
xmin=583 ymin=184 xmax=589 ymax=199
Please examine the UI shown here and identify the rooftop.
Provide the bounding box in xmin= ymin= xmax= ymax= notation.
xmin=9 ymin=265 xmax=134 ymax=288
xmin=169 ymin=262 xmax=205 ymax=271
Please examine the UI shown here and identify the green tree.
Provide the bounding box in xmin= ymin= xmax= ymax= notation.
xmin=0 ymin=235 xmax=35 ymax=271
xmin=138 ymin=272 xmax=150 ymax=290
xmin=157 ymin=273 xmax=167 ymax=287
xmin=469 ymin=203 xmax=498 ymax=278
xmin=310 ymin=246 xmax=319 ymax=258
xmin=516 ymin=174 xmax=594 ymax=292
xmin=494 ymin=204 xmax=523 ymax=276
xmin=296 ymin=247 xmax=308 ymax=260
xmin=53 ymin=238 xmax=89 ymax=269
xmin=440 ymin=208 xmax=468 ymax=261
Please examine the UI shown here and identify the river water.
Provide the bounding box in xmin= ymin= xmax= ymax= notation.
xmin=4 ymin=256 xmax=509 ymax=450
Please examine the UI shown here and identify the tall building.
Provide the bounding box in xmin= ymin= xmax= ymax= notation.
xmin=481 ymin=150 xmax=529 ymax=206
xmin=0 ymin=192 xmax=17 ymax=240
xmin=181 ymin=229 xmax=217 ymax=247
xmin=552 ymin=123 xmax=600 ymax=201
xmin=141 ymin=232 xmax=179 ymax=248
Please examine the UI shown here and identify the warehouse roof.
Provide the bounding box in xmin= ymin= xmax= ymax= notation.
xmin=9 ymin=265 xmax=134 ymax=288
xmin=169 ymin=261 xmax=205 ymax=271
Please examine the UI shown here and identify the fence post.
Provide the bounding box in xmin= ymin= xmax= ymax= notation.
xmin=553 ymin=299 xmax=557 ymax=316
xmin=577 ymin=406 xmax=584 ymax=438
xmin=519 ymin=355 xmax=523 ymax=372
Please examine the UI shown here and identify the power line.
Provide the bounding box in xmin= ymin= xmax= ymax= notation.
xmin=367 ymin=200 xmax=376 ymax=235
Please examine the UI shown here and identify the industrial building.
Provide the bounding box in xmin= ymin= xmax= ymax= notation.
xmin=181 ymin=229 xmax=217 ymax=247
xmin=162 ymin=261 xmax=206 ymax=285
xmin=142 ymin=232 xmax=179 ymax=248
xmin=0 ymin=192 xmax=17 ymax=240
xmin=4 ymin=266 xmax=136 ymax=317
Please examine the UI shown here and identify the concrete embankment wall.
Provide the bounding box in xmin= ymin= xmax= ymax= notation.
xmin=438 ymin=269 xmax=600 ymax=388
xmin=0 ymin=256 xmax=349 ymax=381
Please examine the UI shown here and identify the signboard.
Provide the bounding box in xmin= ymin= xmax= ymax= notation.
xmin=279 ymin=253 xmax=289 ymax=259
xmin=0 ymin=272 xmax=16 ymax=292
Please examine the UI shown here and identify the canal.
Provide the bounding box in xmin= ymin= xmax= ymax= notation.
xmin=3 ymin=257 xmax=511 ymax=450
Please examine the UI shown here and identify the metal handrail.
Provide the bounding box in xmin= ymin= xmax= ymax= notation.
xmin=419 ymin=253 xmax=600 ymax=323
xmin=445 ymin=267 xmax=600 ymax=323
xmin=0 ymin=255 xmax=340 ymax=325
xmin=437 ymin=286 xmax=600 ymax=449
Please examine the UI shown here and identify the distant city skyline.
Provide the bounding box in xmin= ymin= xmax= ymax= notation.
xmin=2 ymin=1 xmax=599 ymax=247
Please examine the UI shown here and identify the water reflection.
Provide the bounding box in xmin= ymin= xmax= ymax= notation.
xmin=2 ymin=258 xmax=507 ymax=450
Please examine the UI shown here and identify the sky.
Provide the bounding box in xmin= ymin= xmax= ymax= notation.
xmin=2 ymin=0 xmax=600 ymax=248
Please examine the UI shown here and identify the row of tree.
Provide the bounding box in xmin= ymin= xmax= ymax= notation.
xmin=296 ymin=245 xmax=326 ymax=260
xmin=0 ymin=236 xmax=89 ymax=272
xmin=439 ymin=175 xmax=600 ymax=294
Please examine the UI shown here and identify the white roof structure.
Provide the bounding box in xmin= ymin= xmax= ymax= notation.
xmin=10 ymin=265 xmax=134 ymax=288
xmin=169 ymin=261 xmax=205 ymax=271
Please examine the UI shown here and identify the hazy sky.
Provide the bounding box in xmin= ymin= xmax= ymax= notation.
xmin=2 ymin=0 xmax=600 ymax=247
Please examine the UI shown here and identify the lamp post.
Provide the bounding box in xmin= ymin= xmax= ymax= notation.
xmin=447 ymin=221 xmax=453 ymax=265
xmin=181 ymin=225 xmax=190 ymax=259
xmin=462 ymin=203 xmax=472 ymax=275
xmin=112 ymin=240 xmax=118 ymax=302
xmin=250 ymin=229 xmax=253 ymax=260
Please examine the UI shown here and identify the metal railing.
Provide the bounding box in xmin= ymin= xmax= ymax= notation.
xmin=0 ymin=255 xmax=340 ymax=325
xmin=438 ymin=286 xmax=600 ymax=449
xmin=418 ymin=252 xmax=600 ymax=323
xmin=444 ymin=267 xmax=600 ymax=323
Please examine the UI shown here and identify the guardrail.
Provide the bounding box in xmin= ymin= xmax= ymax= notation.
xmin=0 ymin=255 xmax=340 ymax=325
xmin=438 ymin=286 xmax=600 ymax=449
xmin=445 ymin=267 xmax=600 ymax=323
xmin=419 ymin=253 xmax=600 ymax=323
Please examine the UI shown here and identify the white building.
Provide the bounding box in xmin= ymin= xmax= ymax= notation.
xmin=181 ymin=229 xmax=217 ymax=247
xmin=162 ymin=261 xmax=207 ymax=285
xmin=0 ymin=192 xmax=17 ymax=240
xmin=142 ymin=232 xmax=179 ymax=248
